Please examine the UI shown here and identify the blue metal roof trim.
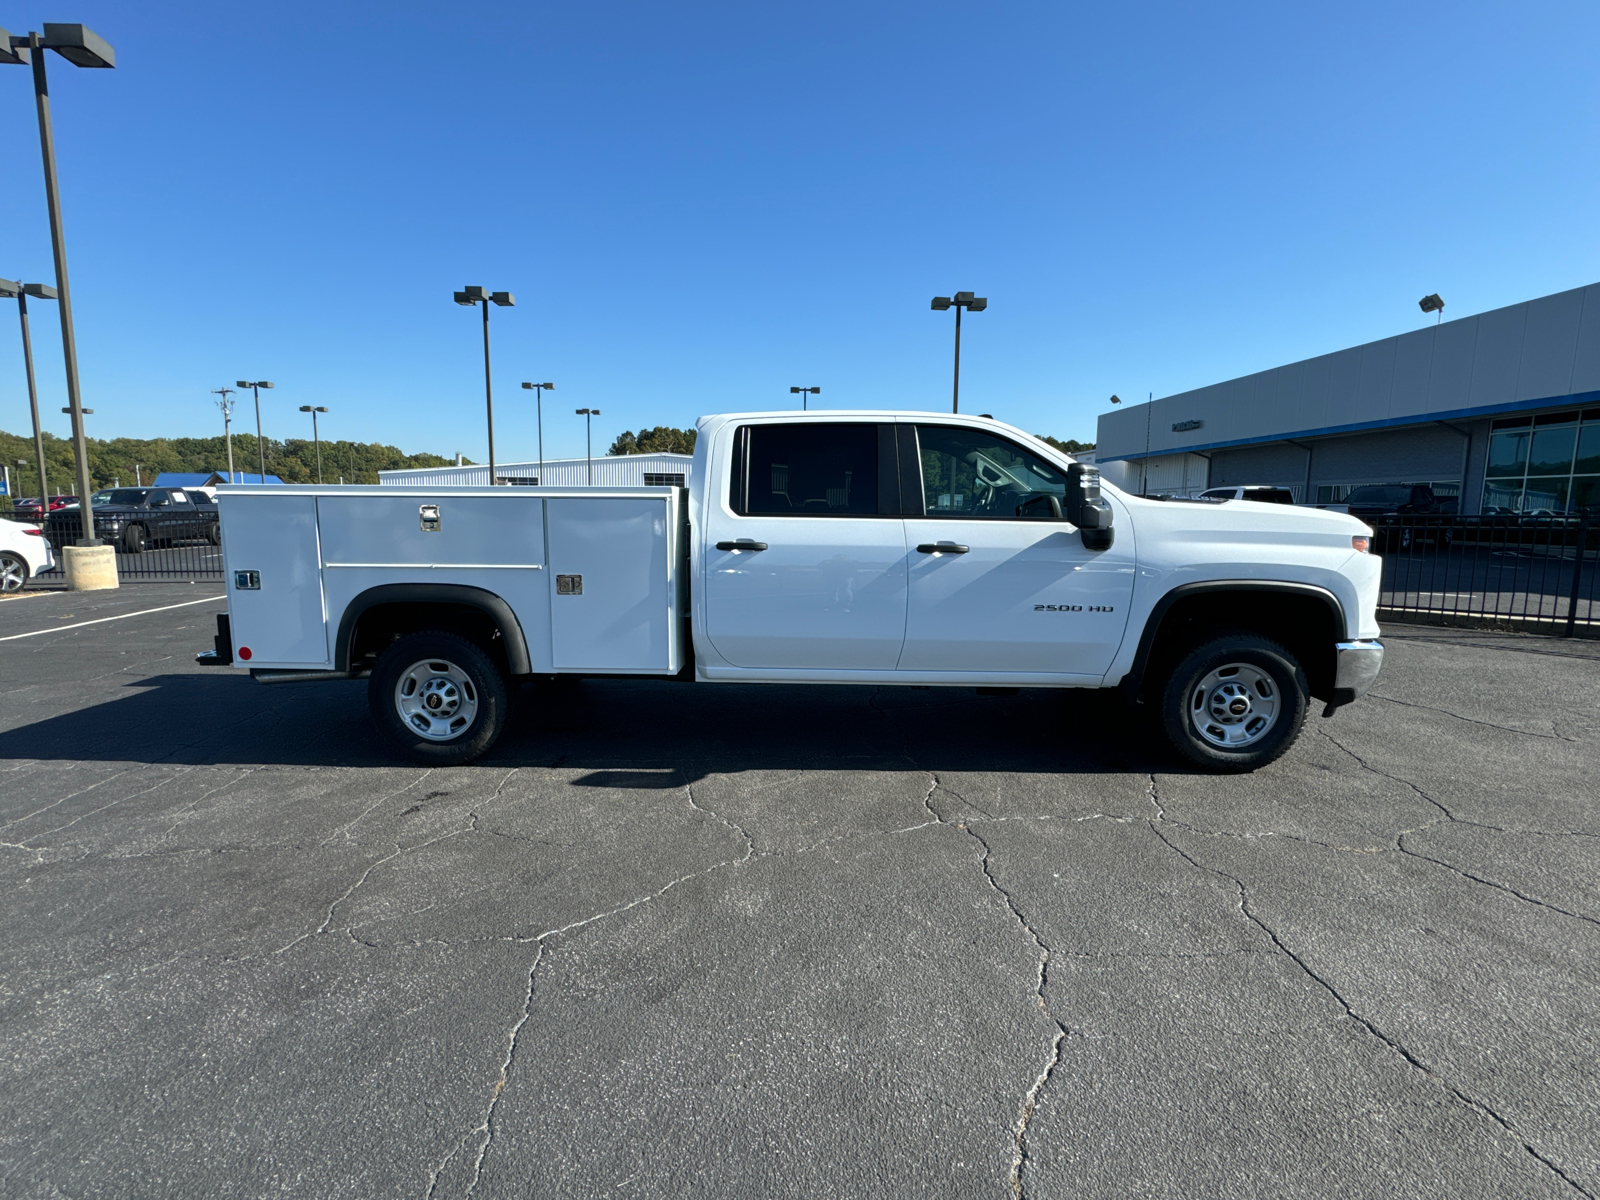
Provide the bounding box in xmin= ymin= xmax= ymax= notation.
xmin=1097 ymin=389 xmax=1600 ymax=462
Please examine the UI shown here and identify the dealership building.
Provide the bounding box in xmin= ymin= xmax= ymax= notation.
xmin=1095 ymin=282 xmax=1600 ymax=514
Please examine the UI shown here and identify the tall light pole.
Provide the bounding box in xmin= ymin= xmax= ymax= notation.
xmin=0 ymin=279 xmax=55 ymax=512
xmin=576 ymin=408 xmax=600 ymax=484
xmin=212 ymin=387 xmax=236 ymax=482
xmin=298 ymin=405 xmax=328 ymax=483
xmin=236 ymin=380 xmax=274 ymax=481
xmin=930 ymin=291 xmax=987 ymax=414
xmin=789 ymin=385 xmax=820 ymax=410
xmin=521 ymin=382 xmax=554 ymax=484
xmin=454 ymin=286 xmax=515 ymax=485
xmin=2 ymin=24 xmax=116 ymax=544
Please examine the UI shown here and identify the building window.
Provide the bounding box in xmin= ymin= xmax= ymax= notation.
xmin=642 ymin=473 xmax=685 ymax=487
xmin=1485 ymin=408 xmax=1600 ymax=514
xmin=499 ymin=476 xmax=539 ymax=486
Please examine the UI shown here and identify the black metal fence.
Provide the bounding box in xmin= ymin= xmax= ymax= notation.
xmin=1372 ymin=515 xmax=1599 ymax=636
xmin=18 ymin=512 xmax=224 ymax=582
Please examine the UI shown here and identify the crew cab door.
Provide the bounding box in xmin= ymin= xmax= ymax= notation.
xmin=144 ymin=489 xmax=175 ymax=539
xmin=899 ymin=424 xmax=1134 ymax=677
xmin=167 ymin=490 xmax=198 ymax=540
xmin=702 ymin=421 xmax=908 ymax=669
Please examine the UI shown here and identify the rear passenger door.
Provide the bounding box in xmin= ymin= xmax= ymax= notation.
xmin=701 ymin=421 xmax=909 ymax=669
xmin=167 ymin=490 xmax=198 ymax=540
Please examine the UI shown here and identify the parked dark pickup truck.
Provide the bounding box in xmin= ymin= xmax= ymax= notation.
xmin=1344 ymin=484 xmax=1441 ymax=519
xmin=44 ymin=487 xmax=220 ymax=552
xmin=1345 ymin=484 xmax=1447 ymax=551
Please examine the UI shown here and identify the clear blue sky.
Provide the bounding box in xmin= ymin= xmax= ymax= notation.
xmin=0 ymin=0 xmax=1596 ymax=463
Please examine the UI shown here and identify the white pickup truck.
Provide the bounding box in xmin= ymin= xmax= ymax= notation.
xmin=198 ymin=410 xmax=1384 ymax=772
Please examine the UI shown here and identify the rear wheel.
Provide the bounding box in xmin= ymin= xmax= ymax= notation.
xmin=1159 ymin=631 xmax=1309 ymax=772
xmin=208 ymin=521 xmax=222 ymax=546
xmin=0 ymin=552 xmax=26 ymax=593
xmin=122 ymin=524 xmax=146 ymax=554
xmin=368 ymin=631 xmax=509 ymax=765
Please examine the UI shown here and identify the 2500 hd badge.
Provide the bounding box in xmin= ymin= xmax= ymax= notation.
xmin=1034 ymin=604 xmax=1115 ymax=612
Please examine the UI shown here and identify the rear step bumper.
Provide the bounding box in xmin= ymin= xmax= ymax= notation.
xmin=195 ymin=613 xmax=233 ymax=666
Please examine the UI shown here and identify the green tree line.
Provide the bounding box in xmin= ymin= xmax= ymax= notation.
xmin=609 ymin=426 xmax=697 ymax=455
xmin=0 ymin=428 xmax=468 ymax=508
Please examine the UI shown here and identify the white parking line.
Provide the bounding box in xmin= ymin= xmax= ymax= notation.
xmin=0 ymin=594 xmax=226 ymax=642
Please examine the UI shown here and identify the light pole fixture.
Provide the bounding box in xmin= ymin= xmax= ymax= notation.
xmin=0 ymin=279 xmax=55 ymax=514
xmin=1419 ymin=293 xmax=1445 ymax=324
xmin=789 ymin=385 xmax=820 ymax=411
xmin=13 ymin=458 xmax=30 ymax=508
xmin=930 ymin=291 xmax=987 ymax=414
xmin=211 ymin=387 xmax=236 ymax=482
xmin=575 ymin=407 xmax=600 ymax=484
xmin=521 ymin=382 xmax=554 ymax=485
xmin=236 ymin=380 xmax=274 ymax=482
xmin=454 ymin=285 xmax=515 ymax=484
xmin=299 ymin=405 xmax=329 ymax=483
xmin=2 ymin=24 xmax=115 ymax=543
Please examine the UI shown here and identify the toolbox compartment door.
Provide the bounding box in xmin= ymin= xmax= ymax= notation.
xmin=219 ymin=494 xmax=329 ymax=666
xmin=547 ymin=495 xmax=678 ymax=672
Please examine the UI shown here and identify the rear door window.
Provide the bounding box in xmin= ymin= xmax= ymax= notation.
xmin=733 ymin=423 xmax=885 ymax=516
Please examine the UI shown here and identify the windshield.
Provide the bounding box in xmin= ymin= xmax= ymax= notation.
xmin=1346 ymin=486 xmax=1412 ymax=504
xmin=92 ymin=489 xmax=150 ymax=505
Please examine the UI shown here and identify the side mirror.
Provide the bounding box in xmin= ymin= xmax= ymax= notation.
xmin=1015 ymin=494 xmax=1063 ymax=520
xmin=1067 ymin=463 xmax=1114 ymax=551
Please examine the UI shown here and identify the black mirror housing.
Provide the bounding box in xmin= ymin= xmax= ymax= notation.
xmin=1066 ymin=463 xmax=1115 ymax=550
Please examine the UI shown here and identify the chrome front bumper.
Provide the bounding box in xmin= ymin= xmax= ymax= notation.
xmin=1330 ymin=639 xmax=1384 ymax=710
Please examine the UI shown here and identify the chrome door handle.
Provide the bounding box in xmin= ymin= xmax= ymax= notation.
xmin=916 ymin=542 xmax=969 ymax=554
xmin=716 ymin=540 xmax=768 ymax=551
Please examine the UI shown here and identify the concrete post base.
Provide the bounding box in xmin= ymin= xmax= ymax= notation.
xmin=63 ymin=544 xmax=119 ymax=591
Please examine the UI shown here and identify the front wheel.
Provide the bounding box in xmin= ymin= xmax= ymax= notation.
xmin=122 ymin=524 xmax=146 ymax=554
xmin=1159 ymin=632 xmax=1309 ymax=772
xmin=368 ymin=631 xmax=510 ymax=765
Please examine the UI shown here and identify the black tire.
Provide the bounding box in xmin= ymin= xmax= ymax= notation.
xmin=1159 ymin=631 xmax=1309 ymax=773
xmin=122 ymin=524 xmax=146 ymax=554
xmin=368 ymin=631 xmax=509 ymax=765
xmin=208 ymin=521 xmax=222 ymax=546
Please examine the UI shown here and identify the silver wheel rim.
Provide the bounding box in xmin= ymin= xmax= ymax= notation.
xmin=394 ymin=657 xmax=479 ymax=742
xmin=1189 ymin=662 xmax=1280 ymax=749
xmin=0 ymin=555 xmax=23 ymax=593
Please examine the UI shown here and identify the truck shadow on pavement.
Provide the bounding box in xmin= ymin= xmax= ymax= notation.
xmin=0 ymin=672 xmax=1182 ymax=777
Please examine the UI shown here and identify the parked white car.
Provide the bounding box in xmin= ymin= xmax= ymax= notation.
xmin=0 ymin=518 xmax=55 ymax=592
xmin=1197 ymin=485 xmax=1297 ymax=505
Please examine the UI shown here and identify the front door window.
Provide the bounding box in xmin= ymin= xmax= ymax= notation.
xmin=916 ymin=425 xmax=1067 ymax=518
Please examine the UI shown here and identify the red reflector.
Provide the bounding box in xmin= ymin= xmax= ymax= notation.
xmin=238 ymin=647 xmax=252 ymax=660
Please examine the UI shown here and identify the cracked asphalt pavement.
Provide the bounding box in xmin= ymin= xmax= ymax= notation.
xmin=2 ymin=584 xmax=1598 ymax=1198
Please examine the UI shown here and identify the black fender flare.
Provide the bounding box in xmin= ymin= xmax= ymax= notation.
xmin=1120 ymin=580 xmax=1347 ymax=694
xmin=335 ymin=583 xmax=532 ymax=675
